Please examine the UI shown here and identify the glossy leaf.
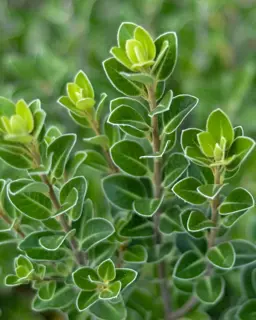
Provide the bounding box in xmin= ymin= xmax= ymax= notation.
xmin=174 ymin=251 xmax=206 ymax=280
xmin=207 ymin=242 xmax=235 ymax=269
xmin=110 ymin=140 xmax=147 ymax=176
xmin=81 ymin=218 xmax=115 ymax=252
xmin=195 ymin=276 xmax=225 ymax=304
xmin=102 ymin=174 xmax=147 ymax=210
xmin=172 ymin=177 xmax=205 ymax=205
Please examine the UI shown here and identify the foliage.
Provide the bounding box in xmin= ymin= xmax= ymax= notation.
xmin=0 ymin=19 xmax=255 ymax=320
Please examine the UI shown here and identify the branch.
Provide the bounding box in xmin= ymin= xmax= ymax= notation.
xmin=87 ymin=116 xmax=118 ymax=173
xmin=40 ymin=174 xmax=84 ymax=265
xmin=0 ymin=208 xmax=25 ymax=238
xmin=147 ymin=84 xmax=172 ymax=319
xmin=168 ymin=167 xmax=223 ymax=319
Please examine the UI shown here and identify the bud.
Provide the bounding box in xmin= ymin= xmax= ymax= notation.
xmin=111 ymin=25 xmax=156 ymax=72
xmin=0 ymin=99 xmax=34 ymax=144
xmin=213 ymin=143 xmax=223 ymax=162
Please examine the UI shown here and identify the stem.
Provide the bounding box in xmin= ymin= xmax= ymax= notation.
xmin=147 ymin=84 xmax=171 ymax=319
xmin=208 ymin=167 xmax=221 ymax=249
xmin=40 ymin=174 xmax=84 ymax=265
xmin=87 ymin=116 xmax=118 ymax=173
xmin=0 ymin=208 xmax=25 ymax=238
xmin=168 ymin=167 xmax=223 ymax=319
xmin=169 ymin=297 xmax=198 ymax=320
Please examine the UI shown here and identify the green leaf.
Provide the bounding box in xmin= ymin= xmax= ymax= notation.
xmin=147 ymin=242 xmax=173 ymax=263
xmin=96 ymin=92 xmax=108 ymax=123
xmin=5 ymin=275 xmax=23 ymax=286
xmin=110 ymin=140 xmax=147 ymax=176
xmin=180 ymin=209 xmax=204 ymax=238
xmin=88 ymin=242 xmax=118 ymax=269
xmin=89 ymin=296 xmax=127 ymax=320
xmin=219 ymin=188 xmax=254 ymax=215
xmin=75 ymin=70 xmax=94 ymax=99
xmin=117 ymin=22 xmax=137 ymax=49
xmin=134 ymin=26 xmax=156 ymax=60
xmin=172 ymin=177 xmax=205 ymax=205
xmin=181 ymin=128 xmax=202 ymax=150
xmin=83 ymin=135 xmax=109 ymax=149
xmin=140 ymin=139 xmax=173 ymax=159
xmin=195 ymin=276 xmax=225 ymax=304
xmin=159 ymin=210 xmax=183 ymax=235
xmin=77 ymin=290 xmax=99 ymax=311
xmin=83 ymin=150 xmax=109 ymax=172
xmin=65 ymin=150 xmax=87 ymax=178
xmin=149 ymin=90 xmax=173 ymax=117
xmin=163 ymin=153 xmax=189 ymax=188
xmin=174 ymin=251 xmax=206 ymax=280
xmin=39 ymin=229 xmax=75 ymax=251
xmin=115 ymin=268 xmax=137 ymax=290
xmin=206 ymin=109 xmax=234 ymax=148
xmin=123 ymin=245 xmax=148 ymax=263
xmin=16 ymin=99 xmax=34 ymax=133
xmin=103 ymin=58 xmax=143 ymax=96
xmin=32 ymin=286 xmax=75 ymax=311
xmin=8 ymin=180 xmax=52 ymax=221
xmin=163 ymin=94 xmax=199 ymax=134
xmin=69 ymin=110 xmax=90 ymax=127
xmin=108 ymin=105 xmax=149 ymax=132
xmin=102 ymin=174 xmax=147 ymax=210
xmin=119 ymin=214 xmax=154 ymax=238
xmin=197 ymin=131 xmax=216 ymax=157
xmin=32 ymin=110 xmax=46 ymax=139
xmin=173 ymin=277 xmax=193 ymax=294
xmin=100 ymin=281 xmax=121 ymax=300
xmin=231 ymin=240 xmax=256 ymax=267
xmin=104 ymin=121 xmax=120 ymax=146
xmin=133 ymin=197 xmax=163 ymax=217
xmin=153 ymin=32 xmax=178 ymax=80
xmin=47 ymin=134 xmax=76 ymax=179
xmin=227 ymin=136 xmax=255 ymax=171
xmin=187 ymin=210 xmax=215 ymax=232
xmin=15 ymin=255 xmax=33 ymax=272
xmin=207 ymin=242 xmax=235 ymax=269
xmin=38 ymin=281 xmax=56 ymax=301
xmin=234 ymin=126 xmax=244 ymax=138
xmin=176 ymin=232 xmax=207 ymax=255
xmin=120 ymin=72 xmax=154 ymax=85
xmin=241 ymin=263 xmax=256 ymax=298
xmin=81 ymin=218 xmax=115 ymax=252
xmin=97 ymin=259 xmax=116 ymax=282
xmin=0 ymin=97 xmax=15 ymax=117
xmin=72 ymin=267 xmax=99 ymax=291
xmin=223 ymin=307 xmax=239 ymax=320
xmin=19 ymin=231 xmax=68 ymax=261
xmin=60 ymin=176 xmax=87 ymax=221
xmin=0 ymin=140 xmax=33 ymax=169
xmin=197 ymin=184 xmax=226 ymax=200
xmin=237 ymin=299 xmax=256 ymax=320
xmin=109 ymin=97 xmax=149 ymax=137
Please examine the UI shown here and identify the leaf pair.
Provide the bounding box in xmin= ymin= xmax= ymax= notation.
xmin=73 ymin=259 xmax=137 ymax=311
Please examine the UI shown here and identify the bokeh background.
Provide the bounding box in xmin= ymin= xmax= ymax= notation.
xmin=0 ymin=0 xmax=255 ymax=318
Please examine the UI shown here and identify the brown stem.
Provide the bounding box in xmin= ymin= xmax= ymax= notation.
xmin=40 ymin=174 xmax=84 ymax=265
xmin=0 ymin=209 xmax=25 ymax=238
xmin=147 ymin=84 xmax=171 ymax=319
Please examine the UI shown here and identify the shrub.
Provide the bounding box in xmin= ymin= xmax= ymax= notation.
xmin=0 ymin=22 xmax=255 ymax=320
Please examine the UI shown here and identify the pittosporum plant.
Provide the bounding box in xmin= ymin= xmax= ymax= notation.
xmin=0 ymin=22 xmax=255 ymax=320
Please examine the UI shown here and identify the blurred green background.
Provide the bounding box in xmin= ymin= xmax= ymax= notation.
xmin=0 ymin=0 xmax=255 ymax=318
